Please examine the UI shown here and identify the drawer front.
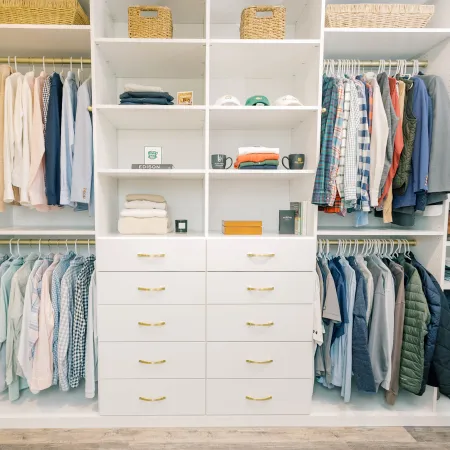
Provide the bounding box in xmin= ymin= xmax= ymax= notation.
xmin=100 ymin=379 xmax=205 ymax=416
xmin=98 ymin=272 xmax=206 ymax=305
xmin=99 ymin=305 xmax=205 ymax=342
xmin=207 ymin=305 xmax=312 ymax=342
xmin=96 ymin=238 xmax=206 ymax=272
xmin=207 ymin=238 xmax=315 ymax=272
xmin=207 ymin=342 xmax=312 ymax=379
xmin=207 ymin=272 xmax=314 ymax=305
xmin=99 ymin=342 xmax=205 ymax=379
xmin=207 ymin=379 xmax=312 ymax=415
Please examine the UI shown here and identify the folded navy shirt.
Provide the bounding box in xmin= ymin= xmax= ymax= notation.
xmin=120 ymin=91 xmax=174 ymax=102
xmin=120 ymin=98 xmax=174 ymax=105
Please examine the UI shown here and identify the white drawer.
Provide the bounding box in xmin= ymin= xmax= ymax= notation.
xmin=97 ymin=272 xmax=206 ymax=305
xmin=96 ymin=238 xmax=206 ymax=272
xmin=99 ymin=342 xmax=205 ymax=379
xmin=207 ymin=342 xmax=312 ymax=379
xmin=207 ymin=379 xmax=312 ymax=415
xmin=207 ymin=272 xmax=314 ymax=305
xmin=207 ymin=305 xmax=312 ymax=342
xmin=98 ymin=305 xmax=205 ymax=342
xmin=100 ymin=379 xmax=205 ymax=416
xmin=207 ymin=238 xmax=315 ymax=272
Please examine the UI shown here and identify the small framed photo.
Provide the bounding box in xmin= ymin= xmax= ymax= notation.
xmin=177 ymin=91 xmax=194 ymax=105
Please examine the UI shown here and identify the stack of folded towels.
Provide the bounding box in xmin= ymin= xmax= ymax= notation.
xmin=234 ymin=146 xmax=280 ymax=170
xmin=118 ymin=194 xmax=172 ymax=235
xmin=119 ymin=83 xmax=174 ymax=105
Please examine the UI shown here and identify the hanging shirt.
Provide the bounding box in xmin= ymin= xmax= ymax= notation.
xmin=60 ymin=71 xmax=78 ymax=207
xmin=336 ymin=80 xmax=350 ymax=201
xmin=355 ymin=255 xmax=375 ymax=325
xmin=85 ymin=268 xmax=97 ymax=399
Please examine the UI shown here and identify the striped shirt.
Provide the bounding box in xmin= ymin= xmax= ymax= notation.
xmin=336 ymin=79 xmax=351 ymax=202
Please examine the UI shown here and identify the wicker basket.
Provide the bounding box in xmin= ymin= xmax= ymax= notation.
xmin=325 ymin=4 xmax=434 ymax=28
xmin=0 ymin=0 xmax=89 ymax=25
xmin=128 ymin=5 xmax=173 ymax=39
xmin=240 ymin=5 xmax=286 ymax=40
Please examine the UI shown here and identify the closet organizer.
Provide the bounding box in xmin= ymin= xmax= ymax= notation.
xmin=1 ymin=0 xmax=450 ymax=428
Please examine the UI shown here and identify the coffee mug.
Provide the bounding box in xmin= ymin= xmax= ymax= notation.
xmin=211 ymin=154 xmax=233 ymax=170
xmin=282 ymin=154 xmax=305 ymax=170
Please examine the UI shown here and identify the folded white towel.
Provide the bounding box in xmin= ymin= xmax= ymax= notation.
xmin=118 ymin=217 xmax=171 ymax=235
xmin=125 ymin=200 xmax=167 ymax=210
xmin=238 ymin=146 xmax=280 ymax=156
xmin=120 ymin=209 xmax=168 ymax=218
xmin=124 ymin=83 xmax=163 ymax=93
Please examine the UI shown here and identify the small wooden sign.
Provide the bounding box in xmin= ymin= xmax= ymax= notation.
xmin=177 ymin=91 xmax=194 ymax=105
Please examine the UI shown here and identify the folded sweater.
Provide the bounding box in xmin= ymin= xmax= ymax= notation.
xmin=120 ymin=92 xmax=174 ymax=101
xmin=125 ymin=200 xmax=167 ymax=210
xmin=234 ymin=153 xmax=280 ymax=169
xmin=124 ymin=83 xmax=163 ymax=93
xmin=239 ymin=160 xmax=279 ymax=168
xmin=118 ymin=217 xmax=171 ymax=235
xmin=126 ymin=194 xmax=166 ymax=203
xmin=239 ymin=165 xmax=279 ymax=170
xmin=238 ymin=146 xmax=280 ymax=156
xmin=120 ymin=98 xmax=174 ymax=105
xmin=120 ymin=209 xmax=167 ymax=218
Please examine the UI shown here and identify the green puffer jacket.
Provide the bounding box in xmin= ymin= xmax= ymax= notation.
xmin=398 ymin=257 xmax=431 ymax=395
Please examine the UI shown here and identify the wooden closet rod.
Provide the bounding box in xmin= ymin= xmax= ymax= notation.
xmin=0 ymin=57 xmax=91 ymax=65
xmin=319 ymin=239 xmax=417 ymax=246
xmin=0 ymin=239 xmax=95 ymax=245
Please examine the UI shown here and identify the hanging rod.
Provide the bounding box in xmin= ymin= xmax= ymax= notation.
xmin=318 ymin=239 xmax=416 ymax=246
xmin=0 ymin=57 xmax=91 ymax=65
xmin=0 ymin=239 xmax=95 ymax=245
xmin=325 ymin=59 xmax=428 ymax=68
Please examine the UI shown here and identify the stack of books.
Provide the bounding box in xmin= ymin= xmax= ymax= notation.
xmin=222 ymin=220 xmax=262 ymax=235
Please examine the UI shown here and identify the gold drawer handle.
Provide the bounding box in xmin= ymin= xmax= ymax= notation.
xmin=139 ymin=396 xmax=166 ymax=402
xmin=247 ymin=253 xmax=275 ymax=258
xmin=139 ymin=359 xmax=166 ymax=365
xmin=138 ymin=321 xmax=166 ymax=327
xmin=246 ymin=321 xmax=274 ymax=327
xmin=137 ymin=253 xmax=166 ymax=258
xmin=247 ymin=287 xmax=275 ymax=291
xmin=138 ymin=287 xmax=166 ymax=292
xmin=246 ymin=395 xmax=272 ymax=401
xmin=246 ymin=359 xmax=273 ymax=364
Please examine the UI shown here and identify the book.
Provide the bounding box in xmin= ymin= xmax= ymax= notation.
xmin=290 ymin=202 xmax=303 ymax=235
xmin=222 ymin=225 xmax=262 ymax=235
xmin=222 ymin=220 xmax=263 ymax=228
xmin=131 ymin=164 xmax=174 ymax=169
xmin=279 ymin=210 xmax=295 ymax=235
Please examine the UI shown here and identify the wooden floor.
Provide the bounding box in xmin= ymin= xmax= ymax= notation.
xmin=0 ymin=427 xmax=449 ymax=449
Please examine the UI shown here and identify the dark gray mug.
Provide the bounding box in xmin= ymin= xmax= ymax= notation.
xmin=211 ymin=154 xmax=233 ymax=169
xmin=282 ymin=154 xmax=305 ymax=170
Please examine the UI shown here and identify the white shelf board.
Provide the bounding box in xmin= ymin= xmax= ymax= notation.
xmin=0 ymin=24 xmax=91 ymax=58
xmin=208 ymin=231 xmax=312 ymax=239
xmin=96 ymin=105 xmax=206 ymax=130
xmin=209 ymin=106 xmax=318 ymax=130
xmin=98 ymin=169 xmax=205 ymax=180
xmin=317 ymin=228 xmax=444 ymax=236
xmin=324 ymin=28 xmax=450 ymax=60
xmin=0 ymin=227 xmax=95 ymax=236
xmin=209 ymin=169 xmax=315 ymax=180
xmin=99 ymin=231 xmax=205 ymax=239
xmin=444 ymin=280 xmax=450 ymax=290
xmin=210 ymin=40 xmax=320 ymax=78
xmin=95 ymin=39 xmax=206 ymax=78
xmin=447 ymin=240 xmax=450 ymax=246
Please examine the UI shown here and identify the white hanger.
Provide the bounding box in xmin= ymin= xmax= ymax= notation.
xmin=9 ymin=238 xmax=13 ymax=257
xmin=74 ymin=239 xmax=78 ymax=255
xmin=42 ymin=56 xmax=46 ymax=73
xmin=16 ymin=239 xmax=21 ymax=257
xmin=65 ymin=239 xmax=69 ymax=253
xmin=38 ymin=239 xmax=42 ymax=259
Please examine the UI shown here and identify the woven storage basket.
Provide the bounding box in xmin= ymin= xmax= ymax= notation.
xmin=325 ymin=4 xmax=434 ymax=28
xmin=0 ymin=0 xmax=89 ymax=25
xmin=128 ymin=5 xmax=173 ymax=39
xmin=240 ymin=5 xmax=286 ymax=39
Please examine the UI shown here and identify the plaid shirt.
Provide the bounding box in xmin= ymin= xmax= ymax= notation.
xmin=336 ymin=80 xmax=351 ymax=202
xmin=57 ymin=255 xmax=85 ymax=391
xmin=42 ymin=76 xmax=51 ymax=134
xmin=51 ymin=251 xmax=76 ymax=386
xmin=313 ymin=77 xmax=340 ymax=206
xmin=355 ymin=80 xmax=371 ymax=212
xmin=70 ymin=255 xmax=96 ymax=389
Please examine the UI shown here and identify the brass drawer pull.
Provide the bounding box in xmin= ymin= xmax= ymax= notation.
xmin=139 ymin=359 xmax=166 ymax=365
xmin=246 ymin=359 xmax=273 ymax=364
xmin=247 ymin=286 xmax=274 ymax=291
xmin=246 ymin=321 xmax=274 ymax=327
xmin=247 ymin=253 xmax=275 ymax=258
xmin=138 ymin=321 xmax=166 ymax=327
xmin=246 ymin=395 xmax=272 ymax=401
xmin=137 ymin=253 xmax=166 ymax=258
xmin=138 ymin=287 xmax=166 ymax=292
xmin=139 ymin=396 xmax=166 ymax=402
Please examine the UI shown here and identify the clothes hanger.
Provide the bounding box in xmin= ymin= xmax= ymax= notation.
xmin=37 ymin=239 xmax=42 ymax=260
xmin=65 ymin=239 xmax=69 ymax=255
xmin=16 ymin=239 xmax=21 ymax=258
xmin=74 ymin=239 xmax=78 ymax=255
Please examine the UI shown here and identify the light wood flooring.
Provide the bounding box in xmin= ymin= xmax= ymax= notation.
xmin=0 ymin=427 xmax=449 ymax=449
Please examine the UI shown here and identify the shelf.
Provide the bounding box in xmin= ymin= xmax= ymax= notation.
xmin=209 ymin=106 xmax=318 ymax=130
xmin=0 ymin=24 xmax=91 ymax=58
xmin=99 ymin=231 xmax=205 ymax=239
xmin=444 ymin=280 xmax=450 ymax=290
xmin=96 ymin=105 xmax=206 ymax=130
xmin=0 ymin=227 xmax=95 ymax=236
xmin=209 ymin=169 xmax=315 ymax=180
xmin=447 ymin=241 xmax=450 ymax=246
xmin=210 ymin=40 xmax=320 ymax=79
xmin=317 ymin=228 xmax=444 ymax=236
xmin=208 ymin=231 xmax=311 ymax=239
xmin=95 ymin=39 xmax=206 ymax=78
xmin=98 ymin=169 xmax=205 ymax=180
xmin=324 ymin=28 xmax=450 ymax=60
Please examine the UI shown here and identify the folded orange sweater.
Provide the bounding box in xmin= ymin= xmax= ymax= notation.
xmin=234 ymin=153 xmax=280 ymax=168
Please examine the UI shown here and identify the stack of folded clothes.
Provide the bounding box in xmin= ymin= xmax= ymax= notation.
xmin=118 ymin=194 xmax=172 ymax=235
xmin=234 ymin=146 xmax=280 ymax=170
xmin=119 ymin=83 xmax=174 ymax=105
